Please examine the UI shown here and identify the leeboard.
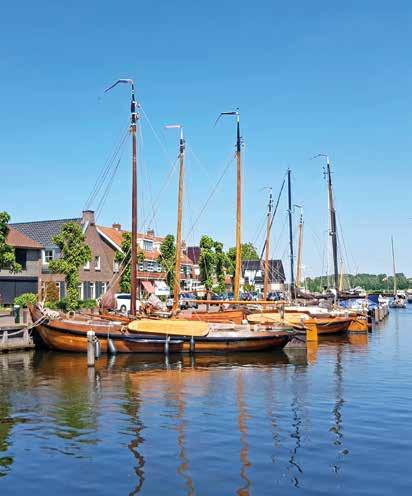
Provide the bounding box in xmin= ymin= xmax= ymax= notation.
xmin=128 ymin=318 xmax=210 ymax=337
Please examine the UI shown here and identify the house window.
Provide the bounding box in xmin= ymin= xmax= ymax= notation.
xmin=95 ymin=256 xmax=101 ymax=271
xmin=138 ymin=262 xmax=144 ymax=271
xmin=44 ymin=249 xmax=54 ymax=263
xmin=156 ymin=262 xmax=161 ymax=272
xmin=143 ymin=240 xmax=153 ymax=251
xmin=84 ymin=260 xmax=90 ymax=270
xmin=113 ymin=260 xmax=119 ymax=273
xmin=90 ymin=282 xmax=95 ymax=300
xmin=147 ymin=261 xmax=154 ymax=272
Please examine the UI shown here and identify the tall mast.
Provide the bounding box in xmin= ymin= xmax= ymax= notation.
xmin=312 ymin=154 xmax=339 ymax=293
xmin=166 ymin=125 xmax=185 ymax=314
xmin=287 ymin=169 xmax=295 ymax=300
xmin=104 ymin=79 xmax=139 ymax=315
xmin=391 ymin=236 xmax=397 ymax=296
xmin=295 ymin=206 xmax=304 ymax=288
xmin=326 ymin=158 xmax=339 ymax=293
xmin=216 ymin=109 xmax=242 ymax=299
xmin=263 ymin=188 xmax=273 ymax=300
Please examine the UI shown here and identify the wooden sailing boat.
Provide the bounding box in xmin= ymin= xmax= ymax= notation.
xmin=31 ymin=82 xmax=293 ymax=353
xmin=389 ymin=236 xmax=406 ymax=308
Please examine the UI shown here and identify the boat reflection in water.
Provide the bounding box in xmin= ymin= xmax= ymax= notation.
xmin=0 ymin=343 xmax=353 ymax=494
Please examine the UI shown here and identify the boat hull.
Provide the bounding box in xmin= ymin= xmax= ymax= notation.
xmin=31 ymin=308 xmax=292 ymax=354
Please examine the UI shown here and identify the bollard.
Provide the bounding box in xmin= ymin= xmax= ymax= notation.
xmin=107 ymin=335 xmax=116 ymax=355
xmin=94 ymin=338 xmax=101 ymax=359
xmin=87 ymin=330 xmax=95 ymax=367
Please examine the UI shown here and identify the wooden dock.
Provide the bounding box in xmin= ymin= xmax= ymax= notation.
xmin=0 ymin=314 xmax=34 ymax=352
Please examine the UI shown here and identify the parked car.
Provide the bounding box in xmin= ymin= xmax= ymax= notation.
xmin=115 ymin=293 xmax=141 ymax=314
xmin=267 ymin=291 xmax=282 ymax=301
xmin=166 ymin=294 xmax=198 ymax=310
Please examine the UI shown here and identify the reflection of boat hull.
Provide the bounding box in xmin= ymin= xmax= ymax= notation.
xmin=31 ymin=307 xmax=292 ymax=354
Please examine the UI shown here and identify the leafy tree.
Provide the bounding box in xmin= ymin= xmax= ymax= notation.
xmin=214 ymin=241 xmax=229 ymax=294
xmin=49 ymin=222 xmax=91 ymax=311
xmin=0 ymin=212 xmax=22 ymax=273
xmin=199 ymin=235 xmax=215 ymax=291
xmin=304 ymin=272 xmax=411 ymax=292
xmin=114 ymin=232 xmax=144 ymax=293
xmin=159 ymin=234 xmax=176 ymax=292
xmin=227 ymin=242 xmax=259 ymax=275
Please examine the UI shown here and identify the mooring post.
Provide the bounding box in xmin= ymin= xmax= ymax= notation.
xmin=190 ymin=335 xmax=195 ymax=354
xmin=164 ymin=335 xmax=170 ymax=355
xmin=87 ymin=330 xmax=95 ymax=367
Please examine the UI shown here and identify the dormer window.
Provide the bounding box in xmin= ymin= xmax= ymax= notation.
xmin=143 ymin=240 xmax=153 ymax=251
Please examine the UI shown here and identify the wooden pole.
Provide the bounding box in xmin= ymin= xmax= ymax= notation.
xmin=287 ymin=169 xmax=295 ymax=299
xmin=234 ymin=113 xmax=242 ymax=300
xmin=130 ymin=85 xmax=138 ymax=316
xmin=173 ymin=128 xmax=185 ymax=314
xmin=87 ymin=330 xmax=95 ymax=367
xmin=326 ymin=159 xmax=339 ymax=293
xmin=263 ymin=189 xmax=273 ymax=300
xmin=296 ymin=209 xmax=303 ymax=288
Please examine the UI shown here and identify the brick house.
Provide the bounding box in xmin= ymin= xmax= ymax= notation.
xmin=241 ymin=259 xmax=285 ymax=293
xmin=97 ymin=224 xmax=196 ymax=297
xmin=0 ymin=228 xmax=43 ymax=304
xmin=11 ymin=211 xmax=119 ymax=301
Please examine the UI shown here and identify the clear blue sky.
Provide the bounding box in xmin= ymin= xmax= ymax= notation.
xmin=2 ymin=0 xmax=412 ymax=278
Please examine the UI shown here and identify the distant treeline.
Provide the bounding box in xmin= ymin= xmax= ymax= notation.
xmin=304 ymin=273 xmax=411 ymax=292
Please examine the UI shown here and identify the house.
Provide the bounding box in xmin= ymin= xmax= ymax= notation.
xmin=0 ymin=227 xmax=42 ymax=304
xmin=11 ymin=211 xmax=119 ymax=301
xmin=97 ymin=224 xmax=196 ymax=296
xmin=241 ymin=259 xmax=285 ymax=293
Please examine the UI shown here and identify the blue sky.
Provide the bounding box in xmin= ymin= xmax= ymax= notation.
xmin=1 ymin=1 xmax=412 ymax=278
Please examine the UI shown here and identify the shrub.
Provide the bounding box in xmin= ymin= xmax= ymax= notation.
xmin=80 ymin=299 xmax=97 ymax=310
xmin=14 ymin=293 xmax=37 ymax=308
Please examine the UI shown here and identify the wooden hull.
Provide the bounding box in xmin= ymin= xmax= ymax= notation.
xmin=347 ymin=316 xmax=369 ymax=332
xmin=247 ymin=312 xmax=351 ymax=335
xmin=31 ymin=307 xmax=292 ymax=354
xmin=181 ymin=309 xmax=246 ymax=324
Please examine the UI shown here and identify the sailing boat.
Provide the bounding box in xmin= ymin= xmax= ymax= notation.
xmin=31 ymin=81 xmax=293 ymax=353
xmin=389 ymin=237 xmax=406 ymax=308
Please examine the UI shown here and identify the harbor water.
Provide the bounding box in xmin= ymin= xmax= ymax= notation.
xmin=0 ymin=311 xmax=411 ymax=495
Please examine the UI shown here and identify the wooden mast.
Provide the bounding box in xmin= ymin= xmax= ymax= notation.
xmin=234 ymin=111 xmax=242 ymax=300
xmin=296 ymin=207 xmax=304 ymax=288
xmin=287 ymin=169 xmax=295 ymax=300
xmin=215 ymin=109 xmax=241 ymax=300
xmin=104 ymin=79 xmax=138 ymax=315
xmin=326 ymin=158 xmax=339 ymax=293
xmin=168 ymin=126 xmax=185 ymax=314
xmin=263 ymin=188 xmax=273 ymax=300
xmin=391 ymin=236 xmax=397 ymax=296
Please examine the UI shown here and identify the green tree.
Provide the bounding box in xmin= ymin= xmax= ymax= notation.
xmin=159 ymin=234 xmax=176 ymax=292
xmin=114 ymin=232 xmax=144 ymax=293
xmin=199 ymin=235 xmax=215 ymax=291
xmin=214 ymin=241 xmax=229 ymax=294
xmin=0 ymin=212 xmax=22 ymax=273
xmin=227 ymin=242 xmax=259 ymax=275
xmin=49 ymin=222 xmax=91 ymax=311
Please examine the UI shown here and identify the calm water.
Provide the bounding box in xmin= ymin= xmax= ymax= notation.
xmin=0 ymin=311 xmax=411 ymax=495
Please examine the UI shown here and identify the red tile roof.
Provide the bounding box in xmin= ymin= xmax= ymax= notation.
xmin=6 ymin=227 xmax=42 ymax=249
xmin=97 ymin=225 xmax=193 ymax=265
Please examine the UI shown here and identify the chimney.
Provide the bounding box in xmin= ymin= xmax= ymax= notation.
xmin=82 ymin=210 xmax=95 ymax=225
xmin=146 ymin=228 xmax=155 ymax=237
xmin=112 ymin=223 xmax=121 ymax=231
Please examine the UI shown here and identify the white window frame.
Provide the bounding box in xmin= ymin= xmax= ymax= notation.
xmin=94 ymin=256 xmax=101 ymax=271
xmin=113 ymin=260 xmax=120 ymax=273
xmin=90 ymin=282 xmax=95 ymax=299
xmin=143 ymin=240 xmax=153 ymax=251
xmin=84 ymin=260 xmax=90 ymax=270
xmin=44 ymin=249 xmax=54 ymax=263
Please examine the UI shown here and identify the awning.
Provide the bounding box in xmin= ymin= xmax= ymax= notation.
xmin=155 ymin=280 xmax=170 ymax=296
xmin=141 ymin=280 xmax=155 ymax=294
